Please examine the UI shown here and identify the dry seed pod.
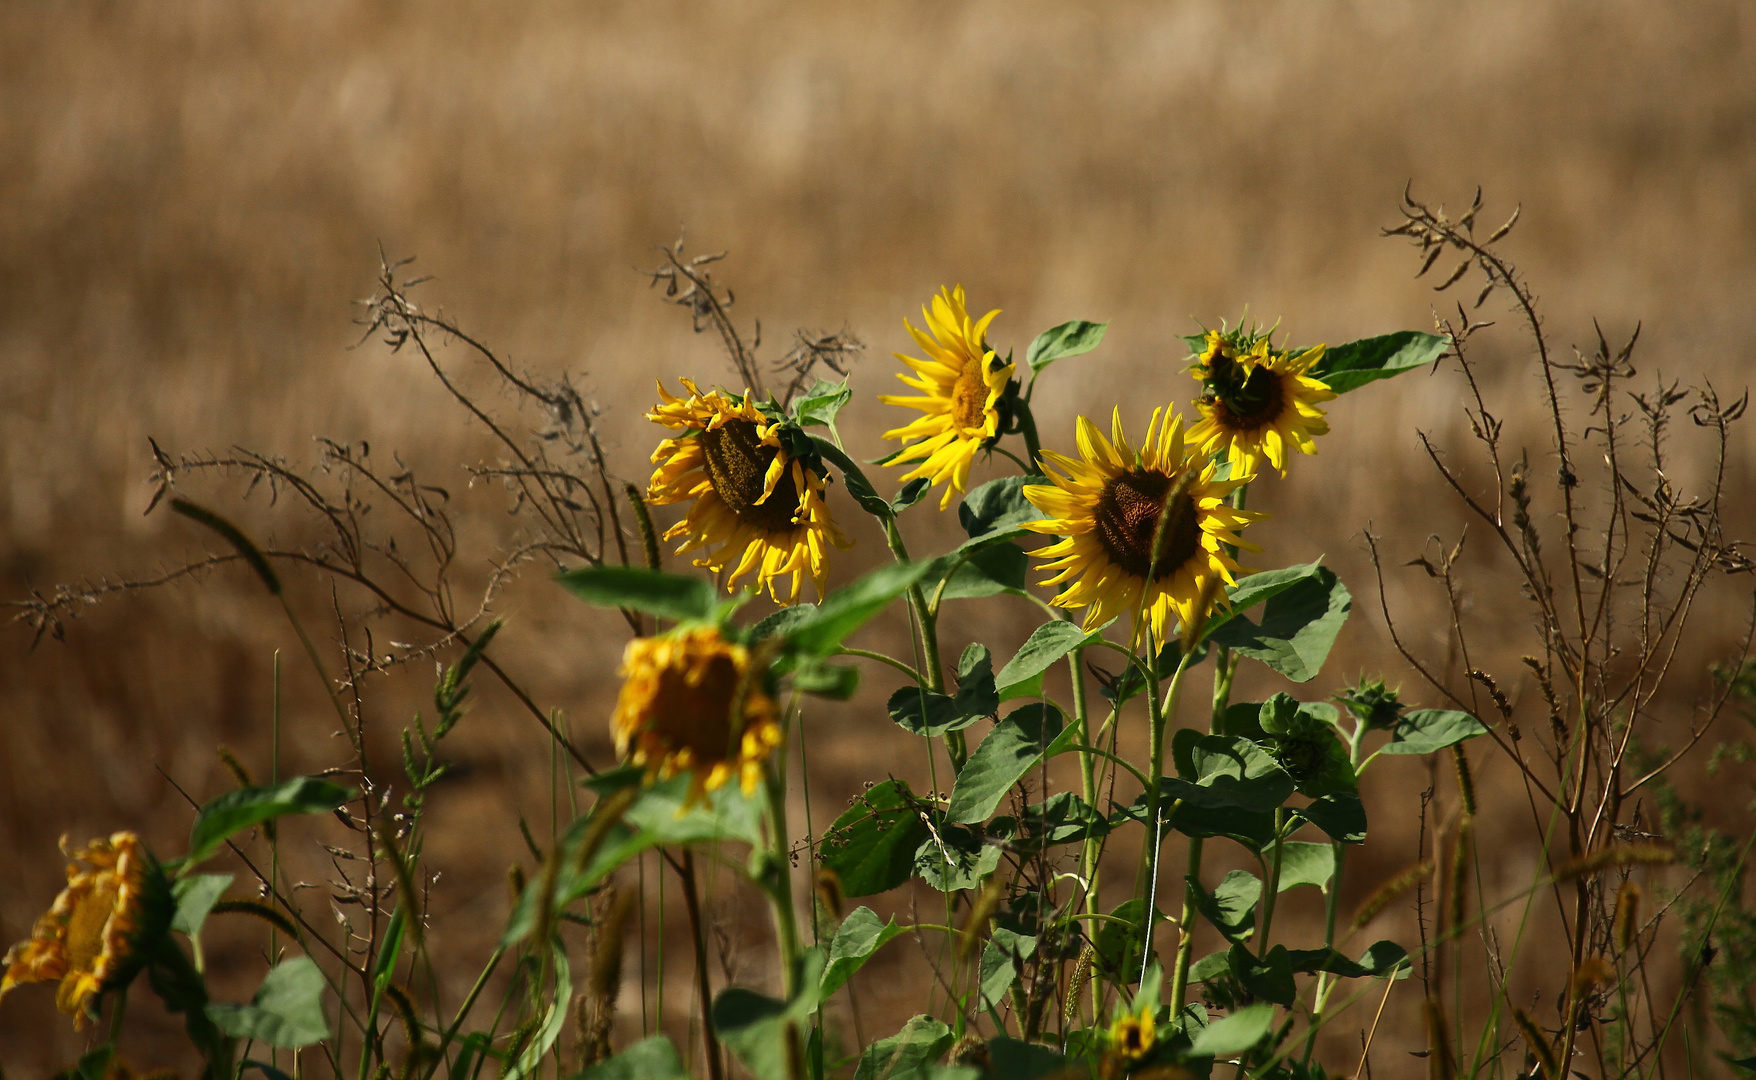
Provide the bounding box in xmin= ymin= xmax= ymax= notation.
xmin=1512 ymin=1007 xmax=1559 ymax=1077
xmin=1614 ymin=882 xmax=1642 ymax=954
xmin=1556 ymin=844 xmax=1674 ymax=881
xmin=1353 ymin=861 xmax=1434 ymax=929
xmin=1572 ymin=956 xmax=1616 ymax=997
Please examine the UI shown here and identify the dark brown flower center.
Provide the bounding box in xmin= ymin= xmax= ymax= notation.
xmin=1207 ymin=357 xmax=1286 ymax=429
xmin=698 ymin=419 xmax=801 ymax=533
xmin=645 ymin=653 xmax=745 ymax=762
xmin=951 ymin=355 xmax=992 ymax=431
xmin=1093 ymin=468 xmax=1201 ymax=581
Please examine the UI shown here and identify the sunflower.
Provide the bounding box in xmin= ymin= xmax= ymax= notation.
xmin=647 ymin=379 xmax=849 ymax=604
xmin=1109 ymin=1004 xmax=1157 ymax=1060
xmin=879 ymin=285 xmax=1017 ymax=508
xmin=1186 ymin=329 xmax=1335 ymax=476
xmin=1023 ymin=407 xmax=1263 ymax=644
xmin=2 ymin=832 xmax=168 ymax=1027
xmin=611 ymin=626 xmax=783 ymax=805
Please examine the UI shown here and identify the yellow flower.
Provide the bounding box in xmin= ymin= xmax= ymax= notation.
xmin=879 ymin=285 xmax=1017 ymax=509
xmin=1110 ymin=1004 xmax=1157 ymax=1059
xmin=1186 ymin=329 xmax=1335 ymax=476
xmin=647 ymin=379 xmax=849 ymax=605
xmin=1023 ymin=406 xmax=1263 ymax=644
xmin=2 ymin=832 xmax=161 ymax=1027
xmin=611 ymin=626 xmax=783 ymax=805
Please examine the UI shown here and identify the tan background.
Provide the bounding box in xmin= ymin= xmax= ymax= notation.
xmin=3 ymin=0 xmax=1755 ymax=1072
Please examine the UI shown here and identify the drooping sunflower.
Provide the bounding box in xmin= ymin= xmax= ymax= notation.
xmin=2 ymin=832 xmax=169 ymax=1027
xmin=611 ymin=625 xmax=783 ymax=804
xmin=879 ymin=285 xmax=1017 ymax=508
xmin=1023 ymin=407 xmax=1264 ymax=644
xmin=647 ymin=379 xmax=849 ymax=604
xmin=1186 ymin=329 xmax=1336 ymax=476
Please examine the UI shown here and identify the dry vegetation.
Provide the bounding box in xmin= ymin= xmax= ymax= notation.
xmin=3 ymin=1 xmax=1755 ymax=1073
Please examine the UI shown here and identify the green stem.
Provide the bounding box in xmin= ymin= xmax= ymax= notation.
xmin=1014 ymin=399 xmax=1046 ymax=473
xmin=883 ymin=513 xmax=959 ymax=769
xmin=1167 ymin=836 xmax=1204 ymax=1011
xmin=1258 ymin=810 xmax=1290 ymax=956
xmin=1137 ymin=651 xmax=1195 ymax=968
xmin=762 ymin=760 xmax=806 ymax=1080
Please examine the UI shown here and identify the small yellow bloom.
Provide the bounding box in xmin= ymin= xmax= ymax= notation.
xmin=2 ymin=832 xmax=159 ymax=1028
xmin=1024 ymin=406 xmax=1263 ymax=644
xmin=1110 ymin=1004 xmax=1157 ymax=1059
xmin=647 ymin=379 xmax=849 ymax=604
xmin=879 ymin=286 xmax=1017 ymax=509
xmin=1187 ymin=329 xmax=1335 ymax=476
xmin=611 ymin=626 xmax=783 ymax=805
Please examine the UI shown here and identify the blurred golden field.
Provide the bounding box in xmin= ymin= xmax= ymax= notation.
xmin=3 ymin=0 xmax=1755 ymax=1072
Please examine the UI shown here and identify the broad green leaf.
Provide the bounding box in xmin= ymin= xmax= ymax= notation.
xmin=933 ymin=542 xmax=1027 ymax=601
xmin=1021 ymin=792 xmax=1110 ymax=847
xmin=1216 ymin=562 xmax=1329 ymax=619
xmin=747 ymin=604 xmax=818 ymax=643
xmin=1233 ymin=944 xmax=1297 ymax=1006
xmin=978 ymin=927 xmax=1037 ymax=1010
xmin=791 ymin=377 xmax=852 ymax=430
xmin=1025 ymin=320 xmax=1109 ymax=374
xmin=891 ymin=477 xmax=932 ymax=514
xmin=914 ymin=824 xmax=1002 ymax=892
xmin=1274 ymin=841 xmax=1338 ymax=892
xmin=1117 ymin=788 xmax=1277 ymax=852
xmin=713 ymin=950 xmax=826 ymax=1080
xmin=1091 ymin=898 xmax=1168 ymax=986
xmin=785 ymin=560 xmax=937 ymax=656
xmin=958 ymin=476 xmax=1053 ymax=540
xmin=1259 ymin=696 xmax=1356 ymax=799
xmin=820 ymin=779 xmax=930 ymax=898
xmin=791 ymin=658 xmax=859 ymax=700
xmin=171 ymin=874 xmax=233 ymax=937
xmin=1194 ymin=870 xmax=1261 ymax=944
xmin=574 ymin=1035 xmax=691 ymax=1080
xmin=556 ymin=565 xmax=719 ymax=623
xmin=888 ymin=646 xmax=996 ymax=737
xmin=1382 ymin=709 xmax=1489 ymax=756
xmin=1186 ymin=735 xmax=1296 ymax=812
xmin=187 ymin=777 xmax=350 ymax=867
xmin=985 ymin=1036 xmax=1064 ymax=1080
xmin=1188 ymin=1002 xmax=1276 ymax=1058
xmin=854 ymin=1015 xmax=955 ymax=1080
xmin=996 ymin=621 xmax=1105 ymax=700
xmin=206 ymin=957 xmax=331 ymax=1048
xmin=1189 ymin=949 xmax=1233 ymax=984
xmin=821 ymin=907 xmax=906 ymax=998
xmin=1308 ymin=330 xmax=1449 ymax=395
xmin=1207 ymin=566 xmax=1351 ymax=683
xmin=1283 ymin=940 xmax=1411 ymax=979
xmin=947 ymin=704 xmax=1065 ymax=823
xmin=505 ymin=946 xmax=572 ymax=1078
xmin=1294 ymin=791 xmax=1368 ymax=844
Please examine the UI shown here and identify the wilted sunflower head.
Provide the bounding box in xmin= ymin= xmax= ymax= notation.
xmin=2 ymin=832 xmax=170 ymax=1028
xmin=879 ymin=285 xmax=1017 ymax=509
xmin=1023 ymin=406 xmax=1265 ymax=645
xmin=1187 ymin=327 xmax=1336 ymax=477
xmin=611 ymin=626 xmax=783 ymax=805
xmin=647 ymin=379 xmax=849 ymax=604
xmin=1109 ymin=1004 xmax=1157 ymax=1059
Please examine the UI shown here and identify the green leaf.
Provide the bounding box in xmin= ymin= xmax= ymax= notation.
xmin=1308 ymin=330 xmax=1449 ymax=395
xmin=1025 ymin=320 xmax=1109 ymax=374
xmin=984 ymin=1036 xmax=1064 ymax=1080
xmin=1284 ymin=941 xmax=1411 ymax=979
xmin=1021 ymin=792 xmax=1110 ymax=847
xmin=914 ymin=824 xmax=1002 ymax=892
xmin=1382 ymin=710 xmax=1489 ymax=756
xmin=1117 ymin=789 xmax=1277 ymax=852
xmin=1194 ymin=870 xmax=1261 ymax=944
xmin=995 ymin=621 xmax=1104 ymax=700
xmin=206 ymin=957 xmax=331 ymax=1048
xmin=573 ymin=1035 xmax=692 ymax=1080
xmin=978 ymin=927 xmax=1037 ymax=1010
xmin=556 ymin=565 xmax=720 ymax=623
xmin=811 ymin=435 xmax=893 ymax=518
xmin=1207 ymin=566 xmax=1351 ymax=683
xmin=713 ymin=951 xmax=827 ymax=1080
xmin=1293 ymin=791 xmax=1368 ymax=844
xmin=1186 ymin=735 xmax=1296 ymax=812
xmin=1092 ymin=898 xmax=1167 ymax=986
xmin=1217 ymin=562 xmax=1330 ymax=618
xmin=888 ymin=646 xmax=996 ymax=737
xmin=791 ymin=377 xmax=852 ymax=430
xmin=821 ymin=779 xmax=930 ymax=898
xmin=1259 ymin=696 xmax=1357 ymax=799
xmin=891 ymin=477 xmax=932 ymax=514
xmin=506 ymin=946 xmax=573 ymax=1078
xmin=187 ymin=777 xmax=351 ymax=867
xmin=792 ymin=657 xmax=860 ymax=700
xmin=1233 ymin=944 xmax=1297 ymax=1006
xmin=947 ymin=704 xmax=1065 ymax=824
xmin=958 ymin=476 xmax=1052 ymax=540
xmin=1188 ymin=1002 xmax=1275 ymax=1058
xmin=821 ymin=907 xmax=906 ymax=998
xmin=854 ymin=1015 xmax=955 ymax=1080
xmin=1275 ymin=841 xmax=1338 ymax=892
xmin=785 ymin=560 xmax=937 ymax=656
xmin=933 ymin=542 xmax=1027 ymax=601
xmin=171 ymin=874 xmax=233 ymax=937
